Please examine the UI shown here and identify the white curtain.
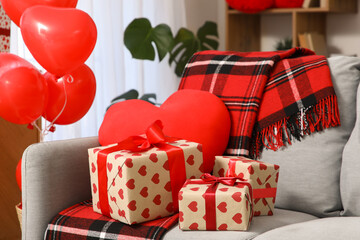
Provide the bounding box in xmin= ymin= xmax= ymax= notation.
xmin=10 ymin=0 xmax=186 ymax=141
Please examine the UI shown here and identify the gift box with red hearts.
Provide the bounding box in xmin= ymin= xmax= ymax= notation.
xmin=178 ymin=174 xmax=253 ymax=231
xmin=88 ymin=121 xmax=204 ymax=224
xmin=213 ymin=156 xmax=279 ymax=216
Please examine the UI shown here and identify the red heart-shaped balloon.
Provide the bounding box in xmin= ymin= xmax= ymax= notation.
xmin=42 ymin=64 xmax=96 ymax=125
xmin=99 ymin=89 xmax=231 ymax=173
xmin=0 ymin=0 xmax=78 ymax=26
xmin=20 ymin=6 xmax=97 ymax=77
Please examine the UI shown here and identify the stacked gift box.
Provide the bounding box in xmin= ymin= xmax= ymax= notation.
xmin=213 ymin=156 xmax=280 ymax=216
xmin=178 ymin=173 xmax=253 ymax=231
xmin=88 ymin=120 xmax=280 ymax=230
xmin=88 ymin=121 xmax=204 ymax=224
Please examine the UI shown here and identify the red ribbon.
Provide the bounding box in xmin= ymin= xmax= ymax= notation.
xmin=226 ymin=158 xmax=238 ymax=178
xmin=226 ymin=158 xmax=277 ymax=200
xmin=184 ymin=173 xmax=253 ymax=230
xmin=96 ymin=120 xmax=186 ymax=217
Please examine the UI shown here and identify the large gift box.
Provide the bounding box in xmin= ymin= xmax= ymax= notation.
xmin=179 ymin=174 xmax=253 ymax=231
xmin=213 ymin=156 xmax=279 ymax=216
xmin=88 ymin=121 xmax=204 ymax=224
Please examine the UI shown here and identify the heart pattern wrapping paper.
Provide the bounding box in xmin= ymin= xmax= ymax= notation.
xmin=88 ymin=139 xmax=204 ymax=224
xmin=179 ymin=180 xmax=252 ymax=231
xmin=213 ymin=156 xmax=279 ymax=216
xmin=0 ymin=3 xmax=10 ymax=53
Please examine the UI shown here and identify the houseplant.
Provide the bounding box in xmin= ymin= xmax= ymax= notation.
xmin=124 ymin=18 xmax=219 ymax=77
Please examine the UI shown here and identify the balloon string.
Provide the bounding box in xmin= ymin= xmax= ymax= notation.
xmin=49 ymin=75 xmax=70 ymax=125
xmin=30 ymin=75 xmax=71 ymax=141
xmin=31 ymin=120 xmax=44 ymax=142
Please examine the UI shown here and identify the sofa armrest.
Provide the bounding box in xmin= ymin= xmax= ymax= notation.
xmin=21 ymin=137 xmax=99 ymax=240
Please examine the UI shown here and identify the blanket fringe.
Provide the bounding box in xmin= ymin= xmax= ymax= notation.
xmin=250 ymin=95 xmax=340 ymax=159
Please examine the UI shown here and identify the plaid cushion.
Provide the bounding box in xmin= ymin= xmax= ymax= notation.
xmin=179 ymin=48 xmax=340 ymax=158
xmin=45 ymin=200 xmax=178 ymax=240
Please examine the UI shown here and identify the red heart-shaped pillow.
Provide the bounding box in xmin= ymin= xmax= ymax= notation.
xmin=99 ymin=89 xmax=231 ymax=173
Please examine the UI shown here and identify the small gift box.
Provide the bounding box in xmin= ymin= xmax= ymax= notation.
xmin=88 ymin=120 xmax=204 ymax=224
xmin=213 ymin=156 xmax=279 ymax=216
xmin=179 ymin=173 xmax=253 ymax=231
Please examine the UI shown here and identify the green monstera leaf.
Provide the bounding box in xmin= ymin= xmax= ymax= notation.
xmin=124 ymin=19 xmax=218 ymax=77
xmin=197 ymin=21 xmax=219 ymax=50
xmin=124 ymin=18 xmax=173 ymax=61
xmin=169 ymin=21 xmax=219 ymax=76
xmin=169 ymin=28 xmax=198 ymax=77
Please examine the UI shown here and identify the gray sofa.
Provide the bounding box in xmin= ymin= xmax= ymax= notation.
xmin=21 ymin=56 xmax=360 ymax=239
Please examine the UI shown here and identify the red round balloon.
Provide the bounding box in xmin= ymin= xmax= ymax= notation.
xmin=0 ymin=0 xmax=78 ymax=26
xmin=43 ymin=64 xmax=96 ymax=125
xmin=0 ymin=53 xmax=35 ymax=74
xmin=16 ymin=159 xmax=21 ymax=191
xmin=0 ymin=55 xmax=47 ymax=124
xmin=274 ymin=0 xmax=304 ymax=8
xmin=20 ymin=6 xmax=97 ymax=77
xmin=226 ymin=0 xmax=274 ymax=13
xmin=99 ymin=89 xmax=231 ymax=174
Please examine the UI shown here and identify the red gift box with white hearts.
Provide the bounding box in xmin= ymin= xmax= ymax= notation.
xmin=88 ymin=122 xmax=204 ymax=224
xmin=213 ymin=156 xmax=279 ymax=216
xmin=178 ymin=174 xmax=253 ymax=231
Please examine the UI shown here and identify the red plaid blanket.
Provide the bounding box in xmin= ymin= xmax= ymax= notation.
xmin=45 ymin=200 xmax=178 ymax=240
xmin=179 ymin=48 xmax=340 ymax=158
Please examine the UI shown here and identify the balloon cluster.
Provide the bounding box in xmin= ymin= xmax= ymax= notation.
xmin=0 ymin=0 xmax=97 ymax=132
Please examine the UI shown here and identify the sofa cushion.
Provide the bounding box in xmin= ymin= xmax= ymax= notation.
xmin=253 ymin=217 xmax=360 ymax=240
xmin=341 ymin=82 xmax=360 ymax=216
xmin=22 ymin=137 xmax=99 ymax=240
xmin=260 ymin=56 xmax=360 ymax=217
xmin=163 ymin=208 xmax=317 ymax=240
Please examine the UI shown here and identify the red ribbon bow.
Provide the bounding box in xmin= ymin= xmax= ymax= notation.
xmin=112 ymin=120 xmax=177 ymax=152
xmin=200 ymin=173 xmax=242 ymax=186
xmin=184 ymin=173 xmax=253 ymax=230
xmin=96 ymin=120 xmax=187 ymax=218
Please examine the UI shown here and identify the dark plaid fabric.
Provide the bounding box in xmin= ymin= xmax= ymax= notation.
xmin=45 ymin=200 xmax=178 ymax=240
xmin=179 ymin=48 xmax=340 ymax=158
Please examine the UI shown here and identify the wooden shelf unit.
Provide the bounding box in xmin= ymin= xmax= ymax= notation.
xmin=225 ymin=0 xmax=357 ymax=52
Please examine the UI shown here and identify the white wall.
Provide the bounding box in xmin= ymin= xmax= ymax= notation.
xmin=186 ymin=0 xmax=360 ymax=56
xmin=327 ymin=10 xmax=360 ymax=56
